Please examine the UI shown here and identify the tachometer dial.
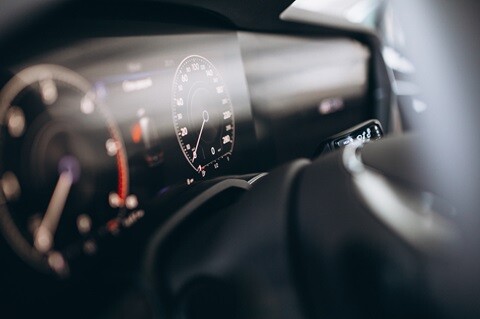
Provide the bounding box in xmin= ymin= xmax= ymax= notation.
xmin=172 ymin=55 xmax=235 ymax=177
xmin=0 ymin=64 xmax=129 ymax=275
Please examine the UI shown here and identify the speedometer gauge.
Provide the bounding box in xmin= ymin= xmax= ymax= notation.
xmin=0 ymin=64 xmax=129 ymax=275
xmin=172 ymin=55 xmax=235 ymax=177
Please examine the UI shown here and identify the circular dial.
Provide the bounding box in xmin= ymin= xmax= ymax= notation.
xmin=172 ymin=55 xmax=235 ymax=176
xmin=0 ymin=64 xmax=129 ymax=275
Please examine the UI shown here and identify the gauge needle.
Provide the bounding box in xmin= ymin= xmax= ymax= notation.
xmin=192 ymin=110 xmax=209 ymax=162
xmin=34 ymin=170 xmax=74 ymax=253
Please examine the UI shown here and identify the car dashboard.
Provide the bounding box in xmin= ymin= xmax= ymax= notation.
xmin=0 ymin=2 xmax=391 ymax=318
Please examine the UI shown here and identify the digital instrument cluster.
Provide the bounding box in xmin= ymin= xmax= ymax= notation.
xmin=0 ymin=32 xmax=256 ymax=275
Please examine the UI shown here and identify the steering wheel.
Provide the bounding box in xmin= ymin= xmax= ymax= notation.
xmin=142 ymin=1 xmax=480 ymax=318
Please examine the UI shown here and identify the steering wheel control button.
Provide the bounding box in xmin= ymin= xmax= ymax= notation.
xmin=314 ymin=119 xmax=384 ymax=156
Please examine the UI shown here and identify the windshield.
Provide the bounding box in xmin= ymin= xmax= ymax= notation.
xmin=281 ymin=0 xmax=384 ymax=31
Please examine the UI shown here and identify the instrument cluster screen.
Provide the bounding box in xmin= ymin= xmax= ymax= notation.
xmin=32 ymin=32 xmax=257 ymax=197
